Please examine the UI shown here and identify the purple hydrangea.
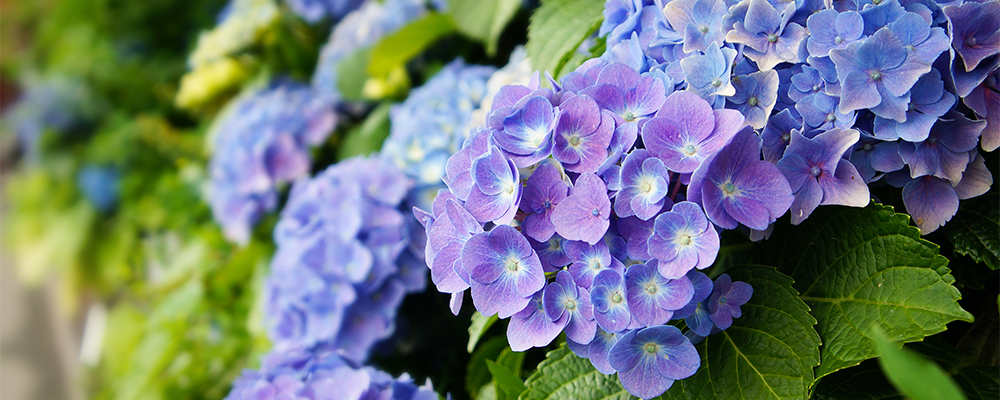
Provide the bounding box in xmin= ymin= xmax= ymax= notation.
xmin=609 ymin=326 xmax=700 ymax=399
xmin=266 ymin=156 xmax=422 ymax=362
xmin=225 ymin=346 xmax=439 ymax=400
xmin=209 ymin=82 xmax=335 ymax=245
xmin=777 ymin=128 xmax=870 ymax=224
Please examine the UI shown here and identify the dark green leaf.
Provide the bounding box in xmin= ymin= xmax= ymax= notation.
xmin=526 ymin=0 xmax=605 ymax=78
xmin=467 ymin=336 xmax=508 ymax=398
xmin=448 ymin=0 xmax=521 ymax=56
xmin=873 ymin=329 xmax=967 ymax=400
xmin=336 ymin=46 xmax=373 ymax=101
xmin=673 ymin=265 xmax=820 ymax=399
xmin=947 ymin=194 xmax=999 ymax=270
xmin=336 ymin=102 xmax=392 ymax=160
xmin=486 ymin=359 xmax=526 ymax=399
xmin=521 ymin=344 xmax=631 ymax=400
xmin=368 ymin=13 xmax=457 ymax=77
xmin=811 ymin=360 xmax=903 ymax=400
xmin=759 ymin=203 xmax=973 ymax=378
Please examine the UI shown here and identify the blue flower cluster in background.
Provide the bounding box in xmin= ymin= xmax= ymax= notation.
xmin=284 ymin=0 xmax=366 ymax=23
xmin=381 ymin=58 xmax=496 ymax=211
xmin=4 ymin=75 xmax=99 ymax=160
xmin=208 ymin=81 xmax=335 ymax=244
xmin=76 ymin=165 xmax=121 ymax=213
xmin=264 ymin=156 xmax=425 ymax=363
xmin=311 ymin=0 xmax=427 ymax=99
xmin=225 ymin=345 xmax=438 ymax=400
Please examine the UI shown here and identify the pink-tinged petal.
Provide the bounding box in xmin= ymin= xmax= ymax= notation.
xmin=470 ymin=278 xmax=531 ymax=319
xmin=954 ymin=152 xmax=993 ymax=200
xmin=790 ymin=178 xmax=823 ymax=225
xmin=653 ymin=91 xmax=716 ymax=139
xmin=818 ymin=159 xmax=870 ymax=207
xmin=551 ymin=173 xmax=611 ymax=244
xmin=902 ymin=176 xmax=959 ymax=234
xmin=837 ymin=70 xmax=882 ymax=113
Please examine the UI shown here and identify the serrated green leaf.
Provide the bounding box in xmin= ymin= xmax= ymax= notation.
xmin=486 ymin=359 xmax=526 ymax=399
xmin=368 ymin=13 xmax=457 ymax=77
xmin=526 ymin=0 xmax=605 ymax=78
xmin=448 ymin=0 xmax=521 ymax=56
xmin=760 ymin=203 xmax=974 ymax=379
xmin=947 ymin=194 xmax=999 ymax=270
xmin=336 ymin=101 xmax=392 ymax=160
xmin=497 ymin=347 xmax=526 ymax=376
xmin=674 ymin=265 xmax=820 ymax=400
xmin=811 ymin=360 xmax=904 ymax=400
xmin=521 ymin=344 xmax=632 ymax=400
xmin=468 ymin=336 xmax=509 ymax=398
xmin=873 ymin=329 xmax=968 ymax=400
xmin=469 ymin=311 xmax=500 ymax=352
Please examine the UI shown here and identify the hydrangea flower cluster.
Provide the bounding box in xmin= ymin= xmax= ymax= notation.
xmin=311 ymin=0 xmax=427 ymax=99
xmin=225 ymin=345 xmax=438 ymax=400
xmin=381 ymin=58 xmax=496 ymax=210
xmin=284 ymin=0 xmax=365 ymax=23
xmin=416 ymin=59 xmax=769 ymax=396
xmin=208 ymin=81 xmax=335 ymax=245
xmin=265 ymin=156 xmax=427 ymax=363
xmin=76 ymin=165 xmax=121 ymax=213
xmin=4 ymin=75 xmax=99 ymax=159
xmin=598 ymin=0 xmax=996 ymax=234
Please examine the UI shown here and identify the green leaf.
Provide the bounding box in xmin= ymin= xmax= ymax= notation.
xmin=521 ymin=344 xmax=631 ymax=400
xmin=673 ymin=265 xmax=821 ymax=400
xmin=336 ymin=46 xmax=373 ymax=101
xmin=759 ymin=203 xmax=974 ymax=378
xmin=368 ymin=13 xmax=457 ymax=77
xmin=526 ymin=0 xmax=605 ymax=78
xmin=467 ymin=336 xmax=509 ymax=398
xmin=947 ymin=194 xmax=999 ymax=270
xmin=469 ymin=311 xmax=500 ymax=352
xmin=336 ymin=101 xmax=392 ymax=160
xmin=811 ymin=360 xmax=904 ymax=400
xmin=448 ymin=0 xmax=521 ymax=56
xmin=910 ymin=337 xmax=1000 ymax=400
xmin=486 ymin=359 xmax=526 ymax=399
xmin=873 ymin=329 xmax=968 ymax=400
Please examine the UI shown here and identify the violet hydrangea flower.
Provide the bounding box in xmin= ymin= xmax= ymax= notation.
xmin=688 ymin=127 xmax=795 ymax=230
xmin=776 ymin=127 xmax=870 ymax=224
xmin=552 ymin=94 xmax=616 ymax=173
xmin=647 ymin=201 xmax=720 ymax=279
xmin=609 ymin=326 xmax=700 ymax=399
xmin=508 ymin=291 xmax=565 ymax=351
xmin=662 ymin=0 xmax=730 ymax=53
xmin=642 ymin=90 xmax=745 ymax=173
xmin=680 ymin=44 xmax=739 ymax=99
xmin=805 ymin=9 xmax=864 ymax=58
xmin=828 ymin=27 xmax=932 ymax=122
xmin=727 ymin=69 xmax=780 ymax=129
xmin=462 ymin=225 xmax=546 ymax=318
xmin=706 ymin=273 xmax=753 ymax=330
xmin=872 ymin=69 xmax=956 ymax=142
xmin=625 ymin=261 xmax=694 ymax=326
xmin=520 ymin=162 xmax=570 ymax=242
xmin=943 ymin=1 xmax=1000 ymax=73
xmin=590 ymin=269 xmax=633 ymax=333
xmin=543 ymin=270 xmax=598 ymax=344
xmin=615 ymin=149 xmax=672 ymax=220
xmin=725 ymin=0 xmax=808 ymax=70
xmin=551 ymin=173 xmax=612 ymax=245
xmin=466 ymin=145 xmax=522 ymax=224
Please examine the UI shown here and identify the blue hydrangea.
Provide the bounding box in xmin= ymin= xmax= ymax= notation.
xmin=381 ymin=59 xmax=495 ymax=211
xmin=312 ymin=0 xmax=426 ymax=98
xmin=225 ymin=346 xmax=439 ymax=400
xmin=208 ymin=81 xmax=335 ymax=245
xmin=285 ymin=0 xmax=365 ymax=23
xmin=265 ymin=156 xmax=426 ymax=362
xmin=76 ymin=165 xmax=121 ymax=213
xmin=4 ymin=75 xmax=99 ymax=160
